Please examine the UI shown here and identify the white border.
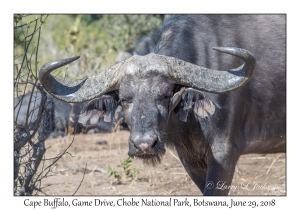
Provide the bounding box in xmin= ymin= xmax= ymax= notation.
xmin=3 ymin=1 xmax=299 ymax=209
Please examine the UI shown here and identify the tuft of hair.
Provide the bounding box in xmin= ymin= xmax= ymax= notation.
xmin=135 ymin=154 xmax=163 ymax=166
xmin=82 ymin=96 xmax=117 ymax=113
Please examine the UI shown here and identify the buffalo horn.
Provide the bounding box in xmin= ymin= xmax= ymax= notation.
xmin=164 ymin=47 xmax=256 ymax=93
xmin=39 ymin=56 xmax=127 ymax=103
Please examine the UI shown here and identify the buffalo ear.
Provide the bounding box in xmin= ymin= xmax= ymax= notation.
xmin=78 ymin=94 xmax=118 ymax=126
xmin=193 ymin=98 xmax=215 ymax=118
xmin=78 ymin=109 xmax=106 ymax=125
xmin=174 ymin=88 xmax=215 ymax=122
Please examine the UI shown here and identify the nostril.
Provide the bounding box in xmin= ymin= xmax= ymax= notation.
xmin=151 ymin=138 xmax=158 ymax=149
xmin=132 ymin=141 xmax=138 ymax=149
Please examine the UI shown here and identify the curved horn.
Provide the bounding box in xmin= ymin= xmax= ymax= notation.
xmin=165 ymin=47 xmax=256 ymax=93
xmin=39 ymin=47 xmax=255 ymax=103
xmin=39 ymin=56 xmax=125 ymax=103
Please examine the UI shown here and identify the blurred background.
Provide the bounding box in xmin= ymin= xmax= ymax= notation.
xmin=14 ymin=14 xmax=165 ymax=94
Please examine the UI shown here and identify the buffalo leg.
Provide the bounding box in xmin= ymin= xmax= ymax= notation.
xmin=203 ymin=147 xmax=239 ymax=195
xmin=179 ymin=157 xmax=207 ymax=194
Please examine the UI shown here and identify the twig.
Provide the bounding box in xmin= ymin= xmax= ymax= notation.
xmin=14 ymin=16 xmax=40 ymax=29
xmin=168 ymin=149 xmax=180 ymax=162
xmin=266 ymin=154 xmax=283 ymax=175
xmin=33 ymin=186 xmax=48 ymax=196
xmin=14 ymin=86 xmax=47 ymax=151
xmin=19 ymin=141 xmax=46 ymax=195
xmin=72 ymin=163 xmax=87 ymax=196
xmin=42 ymin=134 xmax=77 ymax=172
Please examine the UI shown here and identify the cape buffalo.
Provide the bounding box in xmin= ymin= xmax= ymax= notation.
xmin=14 ymin=91 xmax=75 ymax=137
xmin=38 ymin=15 xmax=286 ymax=195
xmin=14 ymin=92 xmax=124 ymax=137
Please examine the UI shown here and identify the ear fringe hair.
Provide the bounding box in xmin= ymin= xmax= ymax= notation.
xmin=78 ymin=93 xmax=119 ymax=125
xmin=81 ymin=95 xmax=118 ymax=114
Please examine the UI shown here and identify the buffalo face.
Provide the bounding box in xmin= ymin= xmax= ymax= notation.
xmin=119 ymin=69 xmax=174 ymax=164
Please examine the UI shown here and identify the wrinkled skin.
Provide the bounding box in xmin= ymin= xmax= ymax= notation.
xmin=119 ymin=72 xmax=174 ymax=164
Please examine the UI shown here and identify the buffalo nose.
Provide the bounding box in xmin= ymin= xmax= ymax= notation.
xmin=130 ymin=133 xmax=158 ymax=152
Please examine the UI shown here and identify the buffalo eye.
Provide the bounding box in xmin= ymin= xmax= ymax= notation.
xmin=155 ymin=95 xmax=171 ymax=105
xmin=120 ymin=98 xmax=133 ymax=105
xmin=157 ymin=93 xmax=172 ymax=100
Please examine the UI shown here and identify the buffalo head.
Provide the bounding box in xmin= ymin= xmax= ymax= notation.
xmin=39 ymin=47 xmax=256 ymax=164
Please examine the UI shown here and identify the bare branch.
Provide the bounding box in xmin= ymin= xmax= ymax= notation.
xmin=14 ymin=16 xmax=40 ymax=29
xmin=72 ymin=164 xmax=87 ymax=196
xmin=14 ymin=14 xmax=80 ymax=196
xmin=19 ymin=140 xmax=46 ymax=195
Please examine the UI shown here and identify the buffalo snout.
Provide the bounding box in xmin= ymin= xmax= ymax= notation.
xmin=128 ymin=132 xmax=165 ymax=156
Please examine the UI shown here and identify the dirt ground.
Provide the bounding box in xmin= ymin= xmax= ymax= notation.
xmin=41 ymin=130 xmax=286 ymax=196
